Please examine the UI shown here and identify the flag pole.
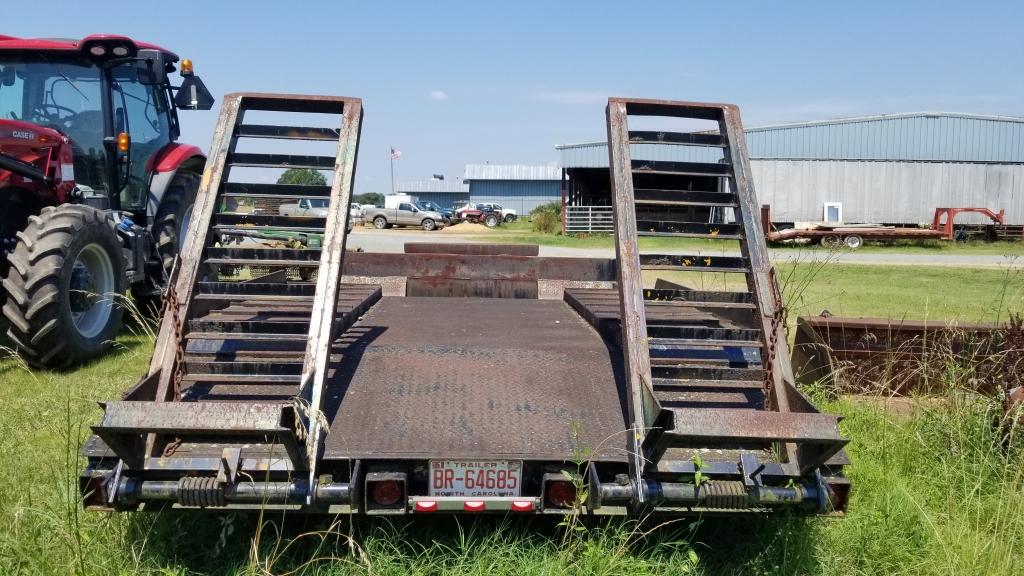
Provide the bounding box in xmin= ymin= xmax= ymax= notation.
xmin=389 ymin=147 xmax=395 ymax=196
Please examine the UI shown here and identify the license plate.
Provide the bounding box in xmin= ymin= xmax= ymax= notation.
xmin=429 ymin=460 xmax=522 ymax=497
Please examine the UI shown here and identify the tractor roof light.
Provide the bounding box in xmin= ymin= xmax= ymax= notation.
xmin=88 ymin=45 xmax=107 ymax=57
xmin=180 ymin=59 xmax=194 ymax=77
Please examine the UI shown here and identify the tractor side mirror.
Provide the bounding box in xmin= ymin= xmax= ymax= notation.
xmin=136 ymin=49 xmax=167 ymax=85
xmin=174 ymin=74 xmax=214 ymax=111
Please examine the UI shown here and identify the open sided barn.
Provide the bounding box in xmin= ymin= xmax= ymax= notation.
xmin=558 ymin=112 xmax=1024 ymax=231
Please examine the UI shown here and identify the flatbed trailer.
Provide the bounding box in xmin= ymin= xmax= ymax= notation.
xmin=762 ymin=205 xmax=1010 ymax=248
xmin=80 ymin=94 xmax=849 ymax=516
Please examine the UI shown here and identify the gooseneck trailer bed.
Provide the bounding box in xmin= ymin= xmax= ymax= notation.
xmin=80 ymin=93 xmax=850 ymax=516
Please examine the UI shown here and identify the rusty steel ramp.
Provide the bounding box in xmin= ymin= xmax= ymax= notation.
xmin=602 ymin=98 xmax=849 ymax=513
xmin=81 ymin=93 xmax=364 ymax=510
xmin=321 ymin=297 xmax=628 ymax=461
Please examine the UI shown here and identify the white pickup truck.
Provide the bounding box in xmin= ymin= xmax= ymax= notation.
xmin=278 ymin=198 xmax=364 ymax=231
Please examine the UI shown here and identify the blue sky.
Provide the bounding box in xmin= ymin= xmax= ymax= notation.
xmin=7 ymin=0 xmax=1023 ymax=193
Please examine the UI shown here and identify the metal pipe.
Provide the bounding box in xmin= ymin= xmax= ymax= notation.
xmin=0 ymin=152 xmax=50 ymax=183
xmin=121 ymin=478 xmax=352 ymax=507
xmin=598 ymin=480 xmax=819 ymax=509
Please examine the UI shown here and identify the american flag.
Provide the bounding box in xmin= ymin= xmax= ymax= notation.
xmin=390 ymin=147 xmax=402 ymax=159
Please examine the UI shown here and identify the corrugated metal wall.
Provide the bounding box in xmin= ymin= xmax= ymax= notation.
xmin=558 ymin=113 xmax=1024 ymax=165
xmin=747 ymin=114 xmax=1024 ymax=162
xmin=557 ymin=143 xmax=722 ymax=167
xmin=753 ymin=160 xmax=1024 ymax=224
xmin=469 ymin=180 xmax=562 ymax=214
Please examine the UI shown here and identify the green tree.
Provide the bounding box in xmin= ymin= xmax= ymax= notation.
xmin=277 ymin=168 xmax=327 ymax=186
xmin=353 ymin=192 xmax=384 ymax=206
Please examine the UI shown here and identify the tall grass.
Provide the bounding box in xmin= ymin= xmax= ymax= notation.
xmin=0 ymin=263 xmax=1022 ymax=575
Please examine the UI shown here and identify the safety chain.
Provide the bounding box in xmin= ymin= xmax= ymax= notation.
xmin=762 ymin=267 xmax=785 ymax=411
xmin=161 ymin=258 xmax=187 ymax=457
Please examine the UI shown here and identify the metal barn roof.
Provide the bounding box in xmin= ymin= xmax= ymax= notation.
xmin=395 ymin=180 xmax=469 ymax=193
xmin=463 ymin=164 xmax=562 ymax=181
xmin=557 ymin=112 xmax=1024 ymax=166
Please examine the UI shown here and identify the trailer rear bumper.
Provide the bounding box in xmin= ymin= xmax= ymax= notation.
xmin=81 ymin=462 xmax=849 ymax=515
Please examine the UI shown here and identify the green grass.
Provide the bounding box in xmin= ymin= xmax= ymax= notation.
xmin=1 ymin=262 xmax=1022 ymax=574
xmin=486 ymin=220 xmax=1024 ymax=255
xmin=649 ymin=262 xmax=1023 ymax=323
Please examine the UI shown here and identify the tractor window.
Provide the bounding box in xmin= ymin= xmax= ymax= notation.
xmin=0 ymin=57 xmax=109 ymax=195
xmin=0 ymin=65 xmax=25 ymax=119
xmin=112 ymin=64 xmax=172 ymax=211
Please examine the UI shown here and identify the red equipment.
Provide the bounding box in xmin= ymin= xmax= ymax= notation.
xmin=0 ymin=34 xmax=213 ymax=367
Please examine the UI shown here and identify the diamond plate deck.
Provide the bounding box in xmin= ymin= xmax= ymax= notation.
xmin=322 ymin=297 xmax=628 ymax=461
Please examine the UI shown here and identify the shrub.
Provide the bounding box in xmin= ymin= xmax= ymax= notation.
xmin=532 ymin=210 xmax=559 ymax=233
xmin=530 ymin=200 xmax=562 ymax=220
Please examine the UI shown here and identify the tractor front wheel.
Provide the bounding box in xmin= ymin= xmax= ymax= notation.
xmin=2 ymin=205 xmax=126 ymax=368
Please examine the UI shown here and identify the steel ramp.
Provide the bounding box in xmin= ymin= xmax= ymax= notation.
xmin=605 ymin=98 xmax=848 ymax=510
xmin=92 ymin=94 xmax=363 ymax=485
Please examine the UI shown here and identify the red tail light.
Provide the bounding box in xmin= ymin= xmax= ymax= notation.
xmin=370 ymin=480 xmax=402 ymax=506
xmin=545 ymin=480 xmax=576 ymax=508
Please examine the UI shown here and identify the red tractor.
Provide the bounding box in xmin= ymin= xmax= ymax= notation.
xmin=0 ymin=34 xmax=213 ymax=367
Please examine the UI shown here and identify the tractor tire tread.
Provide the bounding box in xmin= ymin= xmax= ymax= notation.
xmin=2 ymin=204 xmax=125 ymax=368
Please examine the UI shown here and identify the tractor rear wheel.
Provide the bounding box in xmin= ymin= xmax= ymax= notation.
xmin=134 ymin=170 xmax=200 ymax=316
xmin=2 ymin=204 xmax=126 ymax=368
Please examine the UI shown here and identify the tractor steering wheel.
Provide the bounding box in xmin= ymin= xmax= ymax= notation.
xmin=31 ymin=103 xmax=78 ymax=129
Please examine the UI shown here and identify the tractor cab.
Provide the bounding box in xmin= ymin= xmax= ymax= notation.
xmin=0 ymin=35 xmax=213 ymax=222
xmin=0 ymin=35 xmax=213 ymax=368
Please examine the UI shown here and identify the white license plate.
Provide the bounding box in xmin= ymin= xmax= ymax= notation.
xmin=429 ymin=460 xmax=522 ymax=497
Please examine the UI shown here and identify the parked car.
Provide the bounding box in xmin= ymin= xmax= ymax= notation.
xmin=350 ymin=202 xmax=365 ymax=226
xmin=279 ymin=198 xmax=358 ymax=232
xmin=363 ymin=201 xmax=447 ymax=231
xmin=417 ymin=201 xmax=453 ymax=224
xmin=477 ymin=203 xmax=517 ymax=223
xmin=279 ymin=198 xmax=329 ymax=217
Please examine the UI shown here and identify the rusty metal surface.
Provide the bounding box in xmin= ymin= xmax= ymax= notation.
xmin=342 ymin=252 xmax=616 ymax=282
xmin=405 ymin=278 xmax=538 ymax=299
xmin=322 ymin=297 xmax=628 ymax=461
xmin=403 ymin=243 xmax=540 ymax=256
xmin=793 ymin=314 xmax=1007 ymax=394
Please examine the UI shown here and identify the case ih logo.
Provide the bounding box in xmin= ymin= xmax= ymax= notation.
xmin=11 ymin=130 xmax=35 ymax=140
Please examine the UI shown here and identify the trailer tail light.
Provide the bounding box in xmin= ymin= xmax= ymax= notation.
xmin=543 ymin=477 xmax=577 ymax=509
xmin=364 ymin=471 xmax=406 ymax=514
xmin=463 ymin=500 xmax=485 ymax=512
xmin=80 ymin=475 xmax=109 ymax=510
xmin=371 ymin=481 xmax=401 ymax=506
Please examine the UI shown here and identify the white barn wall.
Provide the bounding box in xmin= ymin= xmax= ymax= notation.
xmin=751 ymin=161 xmax=1024 ymax=224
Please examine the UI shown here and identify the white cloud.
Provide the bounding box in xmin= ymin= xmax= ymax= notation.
xmin=430 ymin=90 xmax=449 ymax=101
xmin=530 ymin=90 xmax=610 ymax=105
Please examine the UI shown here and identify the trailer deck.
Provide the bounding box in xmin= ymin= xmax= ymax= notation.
xmin=322 ymin=297 xmax=627 ymax=461
xmin=80 ymin=94 xmax=849 ymax=517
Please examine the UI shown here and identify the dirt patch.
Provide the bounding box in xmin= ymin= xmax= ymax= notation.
xmin=440 ymin=222 xmax=497 ymax=234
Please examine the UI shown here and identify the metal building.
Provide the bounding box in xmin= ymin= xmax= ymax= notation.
xmin=393 ymin=179 xmax=470 ymax=209
xmin=463 ymin=164 xmax=562 ymax=215
xmin=557 ymin=112 xmax=1024 ymax=226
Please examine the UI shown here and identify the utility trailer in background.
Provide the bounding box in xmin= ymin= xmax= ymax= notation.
xmin=762 ymin=204 xmax=1011 ymax=248
xmin=80 ymin=94 xmax=850 ymax=516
